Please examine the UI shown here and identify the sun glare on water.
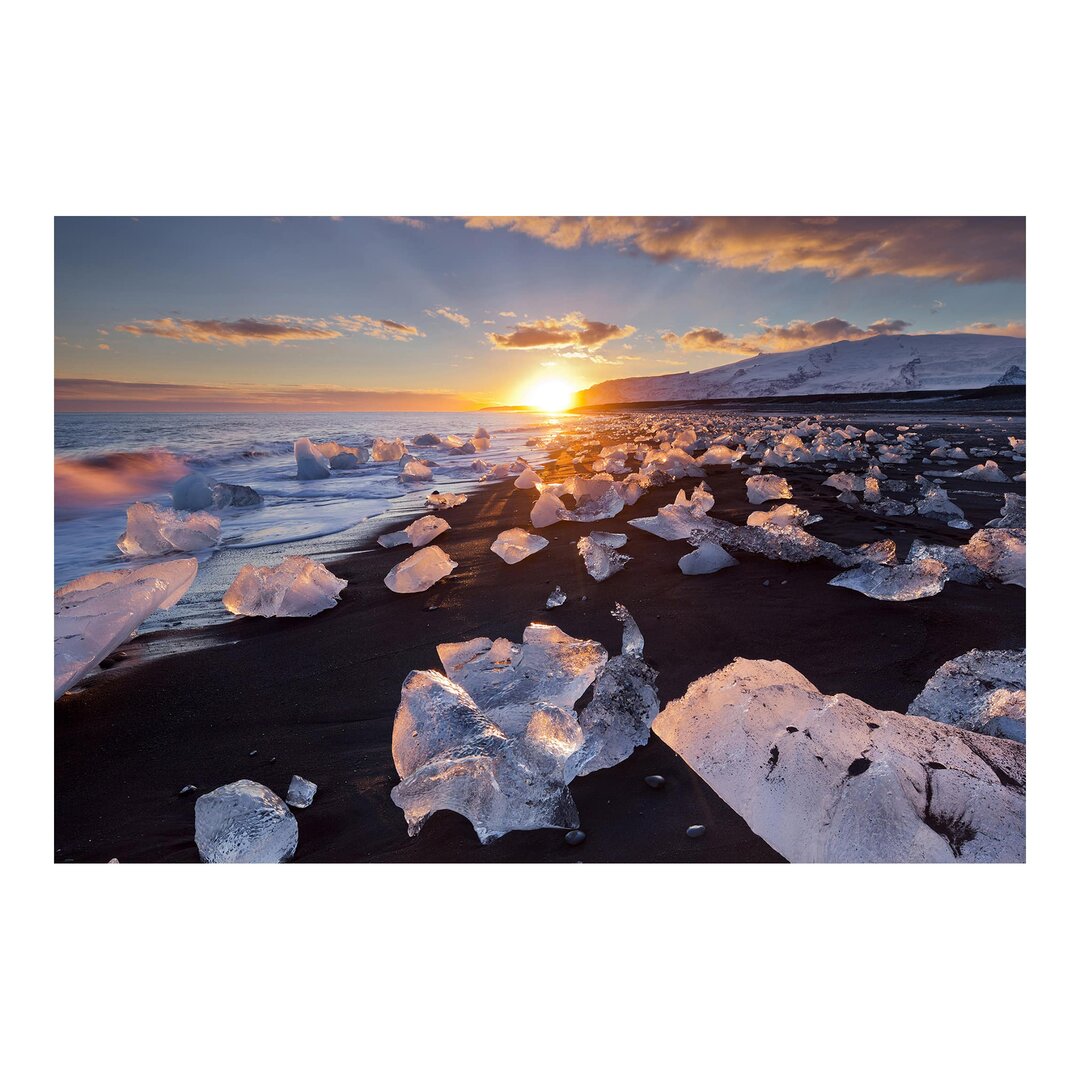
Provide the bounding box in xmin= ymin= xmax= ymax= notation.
xmin=524 ymin=378 xmax=576 ymax=412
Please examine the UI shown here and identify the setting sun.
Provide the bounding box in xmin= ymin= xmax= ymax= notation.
xmin=523 ymin=378 xmax=576 ymax=412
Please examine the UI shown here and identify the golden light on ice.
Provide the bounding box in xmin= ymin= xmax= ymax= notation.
xmin=523 ymin=378 xmax=576 ymax=412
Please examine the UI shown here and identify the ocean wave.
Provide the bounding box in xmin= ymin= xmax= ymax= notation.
xmin=55 ymin=450 xmax=190 ymax=512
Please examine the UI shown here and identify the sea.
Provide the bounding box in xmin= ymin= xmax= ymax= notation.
xmin=55 ymin=411 xmax=572 ymax=632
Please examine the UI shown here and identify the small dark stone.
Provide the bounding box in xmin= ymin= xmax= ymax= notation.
xmin=269 ymin=757 xmax=277 ymax=765
xmin=762 ymin=579 xmax=770 ymax=587
xmin=686 ymin=824 xmax=706 ymax=838
xmin=178 ymin=784 xmax=198 ymax=796
xmin=644 ymin=775 xmax=665 ymax=789
xmin=564 ymin=830 xmax=586 ymax=846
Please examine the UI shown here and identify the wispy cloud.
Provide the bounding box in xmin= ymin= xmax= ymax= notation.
xmin=332 ymin=314 xmax=424 ymax=341
xmin=55 ymin=378 xmax=480 ymax=413
xmin=115 ymin=313 xmax=424 ymax=346
xmin=950 ymin=321 xmax=1026 ymax=337
xmin=116 ymin=316 xmax=343 ymax=346
xmin=662 ymin=316 xmax=913 ymax=355
xmin=386 ymin=216 xmax=425 ymax=230
xmin=463 ymin=216 xmax=1025 ymax=283
xmin=425 ymin=306 xmax=471 ymax=327
xmin=488 ymin=312 xmax=635 ymax=351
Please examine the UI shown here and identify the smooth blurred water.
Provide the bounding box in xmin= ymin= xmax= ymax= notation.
xmin=54 ymin=411 xmax=565 ymax=629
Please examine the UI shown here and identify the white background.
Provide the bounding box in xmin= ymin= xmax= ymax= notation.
xmin=7 ymin=1 xmax=1072 ymax=1076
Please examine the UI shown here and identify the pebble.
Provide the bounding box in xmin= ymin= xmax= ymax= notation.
xmin=248 ymin=750 xmax=258 ymax=757
xmin=686 ymin=824 xmax=706 ymax=838
xmin=644 ymin=775 xmax=666 ymax=789
xmin=762 ymin=579 xmax=770 ymax=587
xmin=178 ymin=784 xmax=198 ymax=796
xmin=564 ymin=830 xmax=586 ymax=846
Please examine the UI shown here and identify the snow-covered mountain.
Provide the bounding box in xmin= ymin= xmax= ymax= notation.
xmin=576 ymin=333 xmax=1025 ymax=406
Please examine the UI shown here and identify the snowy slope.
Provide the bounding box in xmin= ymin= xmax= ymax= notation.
xmin=577 ymin=333 xmax=1025 ymax=406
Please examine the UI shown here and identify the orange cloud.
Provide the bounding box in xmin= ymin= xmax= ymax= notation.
xmin=954 ymin=321 xmax=1026 ymax=337
xmin=55 ymin=378 xmax=482 ymax=413
xmin=463 ymin=216 xmax=1025 ymax=283
xmin=97 ymin=343 xmax=110 ymax=350
xmin=425 ymin=306 xmax=471 ymax=327
xmin=488 ymin=312 xmax=635 ymax=351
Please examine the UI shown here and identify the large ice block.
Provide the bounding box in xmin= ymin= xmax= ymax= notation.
xmin=653 ymin=658 xmax=1025 ymax=863
xmin=384 ymin=545 xmax=457 ymax=593
xmin=54 ymin=558 xmax=199 ymax=698
xmin=117 ymin=502 xmax=221 ymax=557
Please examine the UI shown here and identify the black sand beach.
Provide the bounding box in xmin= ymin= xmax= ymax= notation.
xmin=54 ymin=413 xmax=1025 ymax=863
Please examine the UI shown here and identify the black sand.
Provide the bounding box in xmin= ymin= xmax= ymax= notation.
xmin=54 ymin=416 xmax=1024 ymax=863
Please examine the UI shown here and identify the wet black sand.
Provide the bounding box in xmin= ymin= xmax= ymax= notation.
xmin=54 ymin=415 xmax=1025 ymax=863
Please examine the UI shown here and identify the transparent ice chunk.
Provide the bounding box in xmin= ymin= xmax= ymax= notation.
xmin=378 ymin=515 xmax=450 ymax=549
xmin=194 ymin=780 xmax=298 ymax=863
xmin=223 ymin=555 xmax=347 ymax=617
xmin=286 ymin=775 xmax=318 ymax=808
xmin=117 ymin=502 xmax=221 ymax=557
xmin=490 ymin=528 xmax=549 ymax=564
xmin=577 ymin=533 xmax=631 ymax=581
xmin=746 ymin=474 xmax=793 ymax=504
xmin=546 ymin=585 xmax=567 ymax=608
xmin=679 ymin=541 xmax=738 ymax=574
xmin=828 ymin=556 xmax=949 ymax=601
xmin=384 ymin=545 xmax=458 ymax=593
xmin=426 ymin=491 xmax=468 ymax=510
xmin=294 ymin=437 xmax=331 ymax=479
xmin=54 ymin=558 xmax=199 ymax=698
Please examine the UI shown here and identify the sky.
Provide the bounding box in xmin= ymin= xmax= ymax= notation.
xmin=54 ymin=216 xmax=1025 ymax=411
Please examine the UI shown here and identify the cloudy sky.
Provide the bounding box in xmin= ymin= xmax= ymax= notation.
xmin=55 ymin=216 xmax=1025 ymax=411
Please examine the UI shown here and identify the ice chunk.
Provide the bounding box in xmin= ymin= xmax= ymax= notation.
xmin=316 ymin=439 xmax=369 ymax=466
xmin=570 ymin=605 xmax=658 ymax=775
xmin=490 ymin=528 xmax=548 ymax=564
xmin=906 ymin=538 xmax=984 ymax=585
xmin=54 ymin=558 xmax=198 ymax=698
xmin=531 ymin=488 xmax=568 ymax=528
xmin=964 ymin=527 xmax=1025 ymax=587
xmin=329 ymin=452 xmax=360 ymax=470
xmin=696 ymin=444 xmax=743 ymax=466
xmin=746 ymin=474 xmax=793 ymax=504
xmin=828 ymin=556 xmax=949 ymax=601
xmin=909 ymin=650 xmax=1026 ymax=744
xmin=172 ymin=472 xmax=215 ymax=510
xmin=986 ymin=492 xmax=1026 ymax=529
xmin=194 ymin=780 xmax=298 ymax=863
xmin=653 ymin=658 xmax=1025 ymax=863
xmin=391 ymin=607 xmax=659 ymax=842
xmin=546 ymin=586 xmax=567 ymax=608
xmin=514 ymin=466 xmax=542 ymax=489
xmin=223 ymin=555 xmax=347 ymax=617
xmin=960 ymin=460 xmax=1010 ymax=483
xmin=211 ymin=482 xmax=262 ymax=508
xmin=371 ymin=437 xmax=407 ymax=462
xmin=746 ymin=504 xmax=821 ymax=528
xmin=377 ymin=515 xmax=450 ymax=549
xmin=286 ymin=775 xmax=318 ymax=808
xmin=578 ymin=533 xmax=631 ymax=581
xmin=426 ymin=491 xmax=467 ymax=510
xmin=915 ymin=481 xmax=965 ymax=521
xmin=384 ymin=545 xmax=457 ymax=593
xmin=437 ymin=623 xmax=607 ymax=731
xmin=822 ymin=471 xmax=864 ymax=493
xmin=399 ymin=457 xmax=434 ymax=483
xmin=389 ymin=671 xmax=580 ymax=843
xmin=679 ymin=541 xmax=738 ymax=575
xmin=117 ymin=502 xmax=221 ymax=557
xmin=295 ymin=437 xmax=331 ymax=479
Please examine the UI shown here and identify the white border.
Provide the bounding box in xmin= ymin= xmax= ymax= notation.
xmin=9 ymin=1 xmax=1073 ymax=1074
